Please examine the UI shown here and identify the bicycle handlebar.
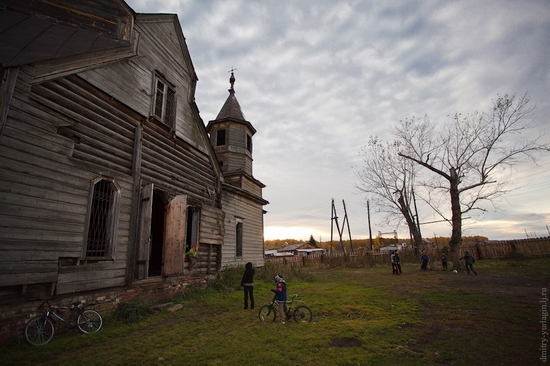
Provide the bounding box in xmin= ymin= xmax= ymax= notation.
xmin=38 ymin=298 xmax=84 ymax=310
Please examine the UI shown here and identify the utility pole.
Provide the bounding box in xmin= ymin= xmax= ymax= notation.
xmin=330 ymin=199 xmax=334 ymax=254
xmin=342 ymin=199 xmax=353 ymax=253
xmin=367 ymin=200 xmax=373 ymax=253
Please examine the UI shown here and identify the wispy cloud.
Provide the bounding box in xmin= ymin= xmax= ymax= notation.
xmin=127 ymin=0 xmax=550 ymax=240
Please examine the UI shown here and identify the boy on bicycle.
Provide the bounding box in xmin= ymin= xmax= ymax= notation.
xmin=271 ymin=274 xmax=287 ymax=324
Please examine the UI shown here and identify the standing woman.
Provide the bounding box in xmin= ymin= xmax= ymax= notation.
xmin=241 ymin=262 xmax=255 ymax=309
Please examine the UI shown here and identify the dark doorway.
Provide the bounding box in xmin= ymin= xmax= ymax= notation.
xmin=149 ymin=191 xmax=166 ymax=276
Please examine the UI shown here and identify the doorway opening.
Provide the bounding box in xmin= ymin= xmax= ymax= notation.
xmin=149 ymin=191 xmax=167 ymax=276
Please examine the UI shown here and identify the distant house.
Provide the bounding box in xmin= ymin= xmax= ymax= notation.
xmin=296 ymin=248 xmax=326 ymax=256
xmin=264 ymin=249 xmax=278 ymax=258
xmin=0 ymin=0 xmax=267 ymax=306
xmin=379 ymin=243 xmax=412 ymax=252
xmin=277 ymin=243 xmax=321 ymax=256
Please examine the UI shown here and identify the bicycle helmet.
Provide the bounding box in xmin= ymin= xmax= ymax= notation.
xmin=275 ymin=274 xmax=283 ymax=282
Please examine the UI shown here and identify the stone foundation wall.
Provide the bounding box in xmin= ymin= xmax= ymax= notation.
xmin=0 ymin=275 xmax=209 ymax=343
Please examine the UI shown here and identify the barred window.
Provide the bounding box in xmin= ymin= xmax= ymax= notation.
xmin=152 ymin=74 xmax=176 ymax=129
xmin=85 ymin=178 xmax=120 ymax=259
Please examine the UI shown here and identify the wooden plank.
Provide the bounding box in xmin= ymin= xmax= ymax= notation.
xmin=0 ymin=260 xmax=58 ymax=275
xmin=0 ymin=272 xmax=58 ymax=287
xmin=57 ymin=275 xmax=126 ymax=294
xmin=137 ymin=184 xmax=153 ymax=280
xmin=163 ymin=195 xmax=187 ymax=276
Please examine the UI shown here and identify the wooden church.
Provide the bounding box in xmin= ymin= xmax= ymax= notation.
xmin=0 ymin=0 xmax=268 ymax=312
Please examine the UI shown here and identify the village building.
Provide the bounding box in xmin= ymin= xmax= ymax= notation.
xmin=276 ymin=243 xmax=325 ymax=256
xmin=0 ymin=0 xmax=267 ymax=339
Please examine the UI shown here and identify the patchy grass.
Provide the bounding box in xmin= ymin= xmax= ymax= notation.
xmin=2 ymin=257 xmax=549 ymax=365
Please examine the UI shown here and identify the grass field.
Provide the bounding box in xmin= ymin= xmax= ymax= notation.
xmin=2 ymin=257 xmax=549 ymax=365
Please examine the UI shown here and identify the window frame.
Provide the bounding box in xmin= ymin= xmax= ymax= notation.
xmin=246 ymin=134 xmax=252 ymax=153
xmin=83 ymin=177 xmax=121 ymax=260
xmin=151 ymin=72 xmax=177 ymax=129
xmin=235 ymin=219 xmax=244 ymax=257
xmin=216 ymin=129 xmax=226 ymax=146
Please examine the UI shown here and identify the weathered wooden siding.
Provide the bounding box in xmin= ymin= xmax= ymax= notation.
xmin=241 ymin=176 xmax=262 ymax=197
xmin=139 ymin=122 xmax=218 ymax=200
xmin=78 ymin=15 xmax=207 ymax=153
xmin=220 ymin=188 xmax=265 ymax=268
xmin=0 ymin=67 xmax=138 ymax=295
xmin=224 ymin=124 xmax=252 ymax=174
xmin=200 ymin=205 xmax=225 ymax=246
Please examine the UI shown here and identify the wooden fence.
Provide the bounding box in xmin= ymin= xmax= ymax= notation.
xmin=265 ymin=237 xmax=550 ymax=268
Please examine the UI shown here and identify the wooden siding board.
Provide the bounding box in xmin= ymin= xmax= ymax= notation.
xmin=55 ymin=75 xmax=141 ymax=131
xmin=32 ymin=81 xmax=136 ymax=145
xmin=57 ymin=274 xmax=126 ymax=294
xmin=140 ymin=126 xmax=217 ymax=198
xmin=9 ymin=93 xmax=70 ymax=131
xmin=0 ymin=272 xmax=58 ymax=287
xmin=164 ymin=195 xmax=186 ymax=276
xmin=0 ymin=202 xmax=85 ymax=226
xmin=0 ymin=260 xmax=59 ymax=275
xmin=220 ymin=190 xmax=265 ymax=267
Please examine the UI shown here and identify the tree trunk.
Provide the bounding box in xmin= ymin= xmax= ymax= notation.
xmin=397 ymin=194 xmax=423 ymax=250
xmin=448 ymin=168 xmax=463 ymax=269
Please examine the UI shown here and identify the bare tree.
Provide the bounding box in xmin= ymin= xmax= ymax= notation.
xmin=355 ymin=135 xmax=424 ymax=249
xmin=395 ymin=93 xmax=549 ymax=268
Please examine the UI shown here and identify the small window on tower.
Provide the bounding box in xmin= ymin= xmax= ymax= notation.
xmin=247 ymin=134 xmax=252 ymax=152
xmin=217 ymin=129 xmax=226 ymax=146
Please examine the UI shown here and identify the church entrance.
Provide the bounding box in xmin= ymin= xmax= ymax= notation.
xmin=148 ymin=191 xmax=167 ymax=277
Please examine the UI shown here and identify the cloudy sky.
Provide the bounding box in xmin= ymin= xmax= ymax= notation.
xmin=126 ymin=0 xmax=550 ymax=242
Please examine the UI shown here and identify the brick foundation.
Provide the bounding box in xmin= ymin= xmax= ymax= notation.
xmin=0 ymin=275 xmax=210 ymax=343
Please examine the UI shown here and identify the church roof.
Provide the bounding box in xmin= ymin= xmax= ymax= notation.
xmin=207 ymin=71 xmax=256 ymax=135
xmin=215 ymin=71 xmax=246 ymax=121
xmin=0 ymin=8 xmax=131 ymax=68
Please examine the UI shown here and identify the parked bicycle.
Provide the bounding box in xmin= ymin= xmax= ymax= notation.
xmin=258 ymin=294 xmax=313 ymax=323
xmin=24 ymin=299 xmax=103 ymax=346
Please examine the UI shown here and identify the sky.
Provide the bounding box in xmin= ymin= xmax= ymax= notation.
xmin=126 ymin=0 xmax=550 ymax=242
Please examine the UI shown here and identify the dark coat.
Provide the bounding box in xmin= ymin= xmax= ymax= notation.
xmin=241 ymin=262 xmax=255 ymax=286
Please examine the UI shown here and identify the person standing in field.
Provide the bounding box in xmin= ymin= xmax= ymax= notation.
xmin=394 ymin=250 xmax=402 ymax=274
xmin=241 ymin=262 xmax=255 ymax=309
xmin=391 ymin=251 xmax=397 ymax=274
xmin=460 ymin=251 xmax=478 ymax=275
xmin=272 ymin=274 xmax=287 ymax=324
xmin=441 ymin=252 xmax=448 ymax=271
xmin=421 ymin=251 xmax=430 ymax=271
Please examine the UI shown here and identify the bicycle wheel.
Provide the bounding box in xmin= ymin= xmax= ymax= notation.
xmin=293 ymin=305 xmax=313 ymax=323
xmin=258 ymin=305 xmax=277 ymax=322
xmin=24 ymin=316 xmax=55 ymax=346
xmin=77 ymin=309 xmax=103 ymax=333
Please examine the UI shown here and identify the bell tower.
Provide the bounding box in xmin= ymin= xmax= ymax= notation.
xmin=206 ymin=71 xmax=257 ymax=182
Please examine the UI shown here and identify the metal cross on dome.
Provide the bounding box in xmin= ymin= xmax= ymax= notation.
xmin=228 ymin=67 xmax=237 ymax=91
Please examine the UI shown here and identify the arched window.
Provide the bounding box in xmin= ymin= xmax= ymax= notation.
xmin=84 ymin=178 xmax=121 ymax=259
